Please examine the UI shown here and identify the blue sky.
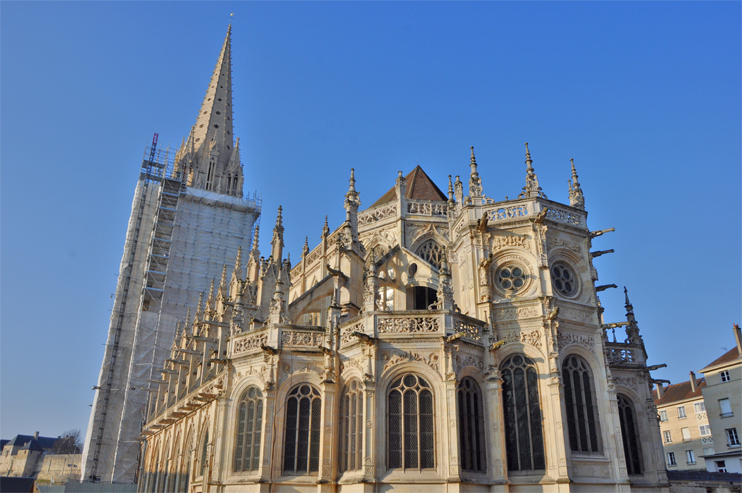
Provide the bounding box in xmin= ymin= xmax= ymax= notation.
xmin=1 ymin=2 xmax=740 ymax=439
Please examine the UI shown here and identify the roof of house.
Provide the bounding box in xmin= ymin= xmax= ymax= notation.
xmin=653 ymin=377 xmax=706 ymax=406
xmin=3 ymin=434 xmax=58 ymax=451
xmin=368 ymin=166 xmax=447 ymax=209
xmin=0 ymin=477 xmax=36 ymax=493
xmin=20 ymin=439 xmax=44 ymax=452
xmin=701 ymin=346 xmax=741 ymax=372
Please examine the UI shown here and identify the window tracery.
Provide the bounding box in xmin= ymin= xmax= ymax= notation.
xmin=501 ymin=355 xmax=545 ymax=471
xmin=340 ymin=380 xmax=364 ymax=473
xmin=234 ymin=387 xmax=263 ymax=472
xmin=562 ymin=355 xmax=601 ymax=453
xmin=416 ymin=240 xmax=443 ymax=270
xmin=457 ymin=377 xmax=486 ymax=473
xmin=617 ymin=394 xmax=643 ymax=475
xmin=283 ymin=384 xmax=322 ymax=474
xmin=388 ymin=374 xmax=435 ymax=470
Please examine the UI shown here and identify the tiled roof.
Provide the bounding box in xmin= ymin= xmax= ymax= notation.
xmin=701 ymin=346 xmax=741 ymax=371
xmin=653 ymin=377 xmax=706 ymax=406
xmin=369 ymin=166 xmax=447 ymax=209
xmin=3 ymin=434 xmax=58 ymax=451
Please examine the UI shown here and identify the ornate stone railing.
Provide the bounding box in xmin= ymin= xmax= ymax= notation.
xmin=485 ymin=203 xmax=530 ymax=222
xmin=407 ymin=200 xmax=448 ymax=216
xmin=452 ymin=315 xmax=484 ymax=341
xmin=280 ymin=328 xmax=325 ymax=348
xmin=607 ymin=347 xmax=635 ymax=364
xmin=545 ymin=206 xmax=585 ymax=228
xmin=358 ymin=203 xmax=398 ymax=227
xmin=339 ymin=319 xmax=365 ymax=347
xmin=377 ymin=312 xmax=442 ymax=334
xmin=232 ymin=330 xmax=268 ymax=356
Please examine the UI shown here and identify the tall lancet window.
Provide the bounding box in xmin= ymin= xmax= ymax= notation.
xmin=340 ymin=380 xmax=364 ymax=473
xmin=457 ymin=377 xmax=486 ymax=472
xmin=388 ymin=374 xmax=435 ymax=470
xmin=206 ymin=158 xmax=216 ymax=190
xmin=283 ymin=384 xmax=322 ymax=474
xmin=416 ymin=240 xmax=443 ymax=270
xmin=226 ymin=175 xmax=232 ymax=196
xmin=617 ymin=394 xmax=643 ymax=475
xmin=234 ymin=387 xmax=263 ymax=472
xmin=562 ymin=355 xmax=602 ymax=453
xmin=501 ymin=354 xmax=545 ymax=471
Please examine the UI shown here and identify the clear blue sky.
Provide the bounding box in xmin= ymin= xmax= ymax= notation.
xmin=1 ymin=2 xmax=740 ymax=439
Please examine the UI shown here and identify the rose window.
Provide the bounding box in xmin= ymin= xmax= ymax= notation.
xmin=497 ymin=265 xmax=527 ymax=292
xmin=551 ymin=263 xmax=578 ymax=297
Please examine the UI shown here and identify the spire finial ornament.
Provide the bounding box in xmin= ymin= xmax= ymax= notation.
xmin=322 ymin=216 xmax=330 ymax=237
xmin=344 ymin=169 xmax=361 ymax=239
xmin=271 ymin=206 xmax=285 ymax=262
xmin=468 ymin=146 xmax=483 ymax=198
xmin=303 ymin=236 xmax=310 ymax=256
xmin=568 ymin=158 xmax=585 ymax=209
xmin=234 ymin=246 xmax=243 ymax=274
xmin=251 ymin=226 xmax=260 ymax=255
xmin=519 ymin=142 xmax=547 ymax=199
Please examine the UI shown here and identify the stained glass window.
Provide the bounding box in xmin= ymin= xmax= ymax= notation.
xmin=457 ymin=377 xmax=486 ymax=472
xmin=617 ymin=394 xmax=643 ymax=475
xmin=234 ymin=387 xmax=263 ymax=472
xmin=283 ymin=384 xmax=322 ymax=474
xmin=562 ymin=355 xmax=601 ymax=453
xmin=340 ymin=380 xmax=364 ymax=473
xmin=388 ymin=374 xmax=435 ymax=470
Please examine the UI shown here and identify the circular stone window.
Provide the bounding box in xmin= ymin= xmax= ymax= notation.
xmin=496 ymin=264 xmax=527 ymax=293
xmin=551 ymin=262 xmax=578 ymax=297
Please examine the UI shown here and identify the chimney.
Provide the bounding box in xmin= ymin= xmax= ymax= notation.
xmin=655 ymin=382 xmax=664 ymax=398
xmin=690 ymin=371 xmax=697 ymax=392
xmin=33 ymin=431 xmax=39 ymax=440
xmin=734 ymin=324 xmax=742 ymax=355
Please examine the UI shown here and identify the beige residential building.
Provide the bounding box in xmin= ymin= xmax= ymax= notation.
xmin=653 ymin=375 xmax=712 ymax=472
xmin=699 ymin=325 xmax=742 ymax=474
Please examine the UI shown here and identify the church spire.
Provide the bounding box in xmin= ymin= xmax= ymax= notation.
xmin=270 ymin=206 xmax=284 ymax=262
xmin=568 ymin=158 xmax=585 ymax=209
xmin=519 ymin=142 xmax=546 ymax=199
xmin=468 ymin=146 xmax=483 ymax=197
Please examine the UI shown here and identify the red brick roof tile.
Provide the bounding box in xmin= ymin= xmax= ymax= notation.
xmin=702 ymin=347 xmax=741 ymax=371
xmin=653 ymin=378 xmax=706 ymax=406
xmin=368 ymin=166 xmax=447 ymax=209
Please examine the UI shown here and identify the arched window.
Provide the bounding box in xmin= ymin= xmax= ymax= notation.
xmin=617 ymin=394 xmax=643 ymax=475
xmin=501 ymin=355 xmax=545 ymax=471
xmin=198 ymin=430 xmax=209 ymax=477
xmin=283 ymin=384 xmax=322 ymax=474
xmin=388 ymin=374 xmax=435 ymax=470
xmin=234 ymin=387 xmax=263 ymax=472
xmin=458 ymin=377 xmax=486 ymax=473
xmin=416 ymin=240 xmax=443 ymax=270
xmin=562 ymin=355 xmax=601 ymax=453
xmin=158 ymin=438 xmax=170 ymax=493
xmin=206 ymin=158 xmax=216 ymax=191
xmin=340 ymin=380 xmax=364 ymax=473
xmin=147 ymin=443 xmax=159 ymax=493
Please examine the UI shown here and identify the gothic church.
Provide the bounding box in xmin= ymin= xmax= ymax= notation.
xmin=135 ymin=26 xmax=670 ymax=493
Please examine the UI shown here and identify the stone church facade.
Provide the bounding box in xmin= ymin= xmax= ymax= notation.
xmin=136 ymin=134 xmax=671 ymax=491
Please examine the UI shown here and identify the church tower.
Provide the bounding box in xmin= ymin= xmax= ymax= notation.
xmin=81 ymin=26 xmax=261 ymax=484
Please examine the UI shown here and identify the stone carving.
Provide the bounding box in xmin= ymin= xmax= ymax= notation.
xmin=383 ymin=351 xmax=440 ymax=373
xmin=546 ymin=207 xmax=583 ymax=227
xmin=232 ymin=332 xmax=268 ymax=355
xmin=547 ymin=237 xmax=581 ymax=253
xmin=455 ymin=354 xmax=484 ymax=373
xmin=279 ymin=362 xmax=323 ymax=383
xmin=454 ymin=319 xmax=483 ymax=341
xmin=490 ymin=234 xmax=529 ymax=251
xmin=486 ymin=204 xmax=529 ymax=222
xmin=407 ymin=201 xmax=448 ymax=216
xmin=363 ymin=227 xmax=398 ymax=251
xmin=561 ymin=308 xmax=594 ymax=324
xmin=607 ymin=347 xmax=635 ymax=363
xmin=493 ymin=306 xmax=539 ymax=321
xmin=281 ymin=330 xmax=324 ymax=347
xmin=340 ymin=321 xmax=365 ymax=347
xmin=500 ymin=330 xmax=542 ymax=349
xmin=305 ymin=246 xmax=323 ymax=266
xmin=614 ymin=376 xmax=640 ymax=390
xmin=358 ymin=203 xmax=398 ymax=226
xmin=340 ymin=355 xmax=365 ymax=374
xmin=557 ymin=332 xmax=595 ymax=354
xmin=377 ymin=315 xmax=439 ymax=334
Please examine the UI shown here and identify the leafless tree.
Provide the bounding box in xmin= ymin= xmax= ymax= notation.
xmin=52 ymin=429 xmax=82 ymax=454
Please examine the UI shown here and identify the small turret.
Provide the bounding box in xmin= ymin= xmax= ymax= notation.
xmin=519 ymin=143 xmax=546 ymax=199
xmin=568 ymin=158 xmax=585 ymax=209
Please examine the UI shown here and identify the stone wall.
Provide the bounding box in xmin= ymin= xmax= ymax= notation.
xmin=34 ymin=454 xmax=82 ymax=483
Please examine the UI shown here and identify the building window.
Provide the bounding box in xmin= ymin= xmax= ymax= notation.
xmin=685 ymin=450 xmax=695 ymax=464
xmin=699 ymin=425 xmax=711 ymax=436
xmin=376 ymin=286 xmax=395 ymax=311
xmin=234 ymin=387 xmax=263 ymax=472
xmin=495 ymin=264 xmax=527 ymax=293
xmin=667 ymin=452 xmax=676 ymax=466
xmin=457 ymin=377 xmax=487 ymax=473
xmin=340 ymin=380 xmax=364 ymax=473
xmin=720 ymin=370 xmax=730 ymax=382
xmin=694 ymin=402 xmax=706 ymax=413
xmin=659 ymin=410 xmax=668 ymax=422
xmin=411 ymin=286 xmax=437 ymax=310
xmin=550 ymin=262 xmax=578 ymax=297
xmin=501 ymin=355 xmax=545 ymax=471
xmin=283 ymin=384 xmax=322 ymax=474
xmin=663 ymin=431 xmax=673 ymax=444
xmin=677 ymin=405 xmax=687 ymax=419
xmin=681 ymin=427 xmax=691 ymax=442
xmin=725 ymin=428 xmax=740 ymax=447
xmin=618 ymin=394 xmax=643 ymax=475
xmin=388 ymin=374 xmax=435 ymax=470
xmin=719 ymin=398 xmax=733 ymax=417
xmin=199 ymin=431 xmax=209 ymax=477
xmin=703 ymin=446 xmax=715 ymax=456
xmin=562 ymin=355 xmax=601 ymax=453
xmin=715 ymin=460 xmax=727 ymax=473
xmin=416 ymin=240 xmax=443 ymax=270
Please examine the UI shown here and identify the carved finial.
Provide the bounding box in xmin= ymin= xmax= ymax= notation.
xmin=348 ymin=168 xmax=357 ymax=193
xmin=322 ymin=216 xmax=330 ymax=237
xmin=195 ymin=293 xmax=203 ymax=318
xmin=624 ymin=286 xmax=632 ymax=312
xmin=275 ymin=206 xmax=283 ymax=229
xmin=568 ymin=158 xmax=585 ymax=209
xmin=519 ymin=142 xmax=546 ymax=199
xmin=251 ymin=226 xmax=260 ymax=253
xmin=468 ymin=146 xmax=483 ymax=197
xmin=303 ymin=236 xmax=309 ymax=256
xmin=207 ymin=279 xmax=215 ymax=306
xmin=184 ymin=308 xmax=192 ymax=336
xmin=234 ymin=246 xmax=243 ymax=271
xmin=219 ymin=264 xmax=227 ymax=291
xmin=454 ymin=175 xmax=463 ymax=203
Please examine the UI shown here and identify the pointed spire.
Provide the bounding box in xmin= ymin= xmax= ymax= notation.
xmin=344 ymin=169 xmax=361 ymax=239
xmin=195 ymin=293 xmax=204 ymax=318
xmin=624 ymin=286 xmax=634 ymax=316
xmin=183 ymin=308 xmax=192 ymax=338
xmin=468 ymin=146 xmax=483 ymax=197
xmin=303 ymin=236 xmax=310 ymax=256
xmin=250 ymin=226 xmax=260 ymax=256
xmin=322 ymin=216 xmax=330 ymax=237
xmin=234 ymin=246 xmax=243 ymax=274
xmin=519 ymin=142 xmax=546 ymax=199
xmin=448 ymin=175 xmax=454 ymax=200
xmin=219 ymin=264 xmax=228 ymax=294
xmin=568 ymin=158 xmax=585 ymax=209
xmin=270 ymin=206 xmax=284 ymax=261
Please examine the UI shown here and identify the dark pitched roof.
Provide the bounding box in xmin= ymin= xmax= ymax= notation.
xmin=0 ymin=476 xmax=35 ymax=493
xmin=20 ymin=439 xmax=43 ymax=452
xmin=702 ymin=346 xmax=741 ymax=371
xmin=4 ymin=435 xmax=58 ymax=451
xmin=653 ymin=377 xmax=706 ymax=406
xmin=369 ymin=166 xmax=447 ymax=209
